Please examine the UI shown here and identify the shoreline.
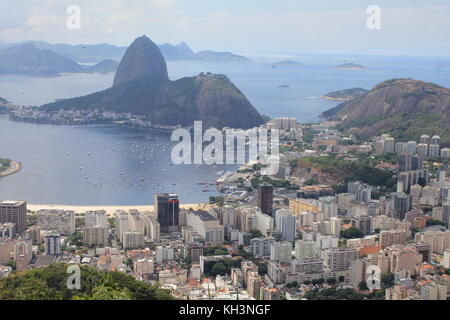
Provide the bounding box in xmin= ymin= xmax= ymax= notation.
xmin=320 ymin=96 xmax=352 ymax=102
xmin=27 ymin=203 xmax=211 ymax=216
xmin=0 ymin=161 xmax=22 ymax=178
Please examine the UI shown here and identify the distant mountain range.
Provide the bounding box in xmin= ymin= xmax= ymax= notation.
xmin=84 ymin=59 xmax=120 ymax=74
xmin=0 ymin=39 xmax=252 ymax=64
xmin=0 ymin=43 xmax=84 ymax=76
xmin=41 ymin=36 xmax=263 ymax=129
xmin=321 ymin=78 xmax=450 ymax=146
xmin=0 ymin=43 xmax=119 ymax=76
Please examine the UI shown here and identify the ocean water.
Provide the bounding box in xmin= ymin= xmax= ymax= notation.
xmin=0 ymin=116 xmax=237 ymax=205
xmin=0 ymin=55 xmax=449 ymax=205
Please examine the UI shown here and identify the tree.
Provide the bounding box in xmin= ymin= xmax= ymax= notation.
xmin=381 ymin=273 xmax=395 ymax=288
xmin=338 ymin=276 xmax=345 ymax=283
xmin=209 ymin=196 xmax=225 ymax=206
xmin=211 ymin=263 xmax=228 ymax=277
xmin=76 ymin=217 xmax=85 ymax=227
xmin=358 ymin=281 xmax=369 ymax=291
xmin=108 ymin=218 xmax=115 ymax=229
xmin=249 ymin=229 xmax=263 ymax=239
xmin=204 ymin=246 xmax=228 ymax=256
xmin=4 ymin=259 xmax=16 ymax=270
xmin=0 ymin=263 xmax=172 ymax=300
xmin=340 ymin=227 xmax=364 ymax=239
xmin=426 ymin=218 xmax=447 ymax=228
xmin=91 ymin=275 xmax=133 ymax=300
xmin=326 ymin=278 xmax=337 ymax=285
xmin=286 ymin=281 xmax=298 ymax=288
xmin=418 ymin=177 xmax=427 ymax=188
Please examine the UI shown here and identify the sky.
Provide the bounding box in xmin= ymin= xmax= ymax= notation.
xmin=1 ymin=0 xmax=450 ymax=56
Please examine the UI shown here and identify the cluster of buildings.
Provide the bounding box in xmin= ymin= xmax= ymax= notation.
xmin=9 ymin=107 xmax=180 ymax=130
xmin=375 ymin=134 xmax=450 ymax=159
xmin=1 ymin=117 xmax=450 ymax=301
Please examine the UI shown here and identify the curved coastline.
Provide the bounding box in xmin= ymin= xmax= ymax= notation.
xmin=0 ymin=160 xmax=22 ymax=178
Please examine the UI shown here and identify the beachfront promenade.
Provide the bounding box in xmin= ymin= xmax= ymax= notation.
xmin=27 ymin=203 xmax=211 ymax=216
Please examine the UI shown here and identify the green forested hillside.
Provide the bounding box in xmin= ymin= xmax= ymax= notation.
xmin=0 ymin=263 xmax=172 ymax=300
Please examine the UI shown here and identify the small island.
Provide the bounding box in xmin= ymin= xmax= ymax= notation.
xmin=334 ymin=62 xmax=365 ymax=70
xmin=272 ymin=60 xmax=302 ymax=68
xmin=0 ymin=158 xmax=22 ymax=177
xmin=321 ymin=88 xmax=368 ymax=101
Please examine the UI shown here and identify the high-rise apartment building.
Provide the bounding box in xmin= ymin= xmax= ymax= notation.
xmin=122 ymin=231 xmax=145 ymax=249
xmin=83 ymin=225 xmax=109 ymax=247
xmin=351 ymin=215 xmax=373 ymax=236
xmin=115 ymin=210 xmax=129 ymax=241
xmin=44 ymin=231 xmax=61 ymax=255
xmin=380 ymin=230 xmax=408 ymax=249
xmin=154 ymin=194 xmax=179 ymax=233
xmin=37 ymin=209 xmax=75 ymax=235
xmin=0 ymin=200 xmax=27 ymax=233
xmin=321 ymin=248 xmax=359 ymax=271
xmin=295 ymin=240 xmax=319 ymax=261
xmin=270 ymin=241 xmax=292 ymax=263
xmin=257 ymin=183 xmax=273 ymax=216
xmin=274 ymin=209 xmax=296 ymax=241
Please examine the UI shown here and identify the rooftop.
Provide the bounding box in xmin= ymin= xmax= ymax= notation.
xmin=191 ymin=210 xmax=216 ymax=221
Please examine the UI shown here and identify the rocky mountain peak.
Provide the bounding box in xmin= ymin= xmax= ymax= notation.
xmin=113 ymin=35 xmax=168 ymax=87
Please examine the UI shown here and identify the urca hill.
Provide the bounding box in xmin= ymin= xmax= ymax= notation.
xmin=322 ymin=78 xmax=450 ymax=146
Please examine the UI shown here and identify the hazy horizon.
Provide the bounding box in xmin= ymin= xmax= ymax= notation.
xmin=1 ymin=0 xmax=450 ymax=57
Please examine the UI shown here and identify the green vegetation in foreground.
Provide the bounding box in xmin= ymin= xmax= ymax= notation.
xmin=295 ymin=156 xmax=396 ymax=191
xmin=0 ymin=263 xmax=172 ymax=300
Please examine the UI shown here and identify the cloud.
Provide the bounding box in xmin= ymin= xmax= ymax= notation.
xmin=0 ymin=0 xmax=449 ymax=56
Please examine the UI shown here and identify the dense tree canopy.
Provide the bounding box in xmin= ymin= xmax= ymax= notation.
xmin=0 ymin=263 xmax=172 ymax=300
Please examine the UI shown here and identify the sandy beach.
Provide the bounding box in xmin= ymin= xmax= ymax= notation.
xmin=28 ymin=203 xmax=211 ymax=216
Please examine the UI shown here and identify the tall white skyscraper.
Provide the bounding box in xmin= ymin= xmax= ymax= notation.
xmin=275 ymin=209 xmax=296 ymax=241
xmin=270 ymin=241 xmax=292 ymax=263
xmin=295 ymin=240 xmax=319 ymax=261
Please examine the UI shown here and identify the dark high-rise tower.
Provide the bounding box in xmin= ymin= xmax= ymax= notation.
xmin=398 ymin=153 xmax=412 ymax=172
xmin=411 ymin=155 xmax=423 ymax=171
xmin=392 ymin=193 xmax=412 ymax=221
xmin=154 ymin=194 xmax=179 ymax=233
xmin=257 ymin=183 xmax=273 ymax=216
